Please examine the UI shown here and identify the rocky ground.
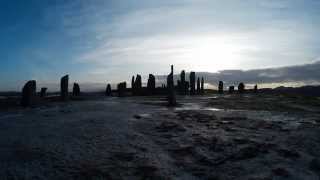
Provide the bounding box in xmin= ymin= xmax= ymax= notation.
xmin=0 ymin=94 xmax=319 ymax=180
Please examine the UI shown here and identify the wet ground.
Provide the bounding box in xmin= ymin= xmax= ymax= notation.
xmin=0 ymin=94 xmax=319 ymax=179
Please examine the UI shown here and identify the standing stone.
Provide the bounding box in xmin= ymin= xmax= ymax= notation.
xmin=40 ymin=87 xmax=47 ymax=98
xmin=190 ymin=72 xmax=196 ymax=95
xmin=197 ymin=77 xmax=201 ymax=94
xmin=179 ymin=70 xmax=187 ymax=95
xmin=229 ymin=86 xmax=235 ymax=93
xmin=60 ymin=75 xmax=69 ymax=101
xmin=201 ymin=77 xmax=204 ymax=94
xmin=238 ymin=82 xmax=245 ymax=93
xmin=254 ymin=84 xmax=258 ymax=93
xmin=167 ymin=65 xmax=176 ymax=106
xmin=106 ymin=84 xmax=112 ymax=96
xmin=72 ymin=83 xmax=80 ymax=96
xmin=21 ymin=80 xmax=36 ymax=107
xmin=133 ymin=74 xmax=142 ymax=95
xmin=117 ymin=82 xmax=127 ymax=97
xmin=185 ymin=81 xmax=190 ymax=95
xmin=147 ymin=74 xmax=156 ymax=95
xmin=218 ymin=81 xmax=224 ymax=94
xmin=131 ymin=76 xmax=135 ymax=94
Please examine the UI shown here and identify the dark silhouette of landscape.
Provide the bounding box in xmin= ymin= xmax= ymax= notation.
xmin=0 ymin=64 xmax=319 ymax=179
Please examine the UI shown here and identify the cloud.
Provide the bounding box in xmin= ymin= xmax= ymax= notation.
xmin=193 ymin=61 xmax=320 ymax=88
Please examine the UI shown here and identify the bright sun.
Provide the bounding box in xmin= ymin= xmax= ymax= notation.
xmin=172 ymin=35 xmax=250 ymax=72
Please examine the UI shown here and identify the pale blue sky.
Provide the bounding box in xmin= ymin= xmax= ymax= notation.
xmin=0 ymin=0 xmax=320 ymax=90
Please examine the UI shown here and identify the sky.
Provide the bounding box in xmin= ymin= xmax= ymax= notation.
xmin=0 ymin=0 xmax=320 ymax=91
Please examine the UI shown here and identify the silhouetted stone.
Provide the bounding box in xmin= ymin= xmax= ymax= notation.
xmin=229 ymin=86 xmax=235 ymax=93
xmin=238 ymin=82 xmax=245 ymax=93
xmin=72 ymin=83 xmax=80 ymax=96
xmin=190 ymin=72 xmax=196 ymax=95
xmin=201 ymin=77 xmax=204 ymax=94
xmin=40 ymin=87 xmax=47 ymax=98
xmin=185 ymin=81 xmax=189 ymax=95
xmin=197 ymin=77 xmax=201 ymax=94
xmin=218 ymin=81 xmax=223 ymax=94
xmin=132 ymin=74 xmax=142 ymax=95
xmin=254 ymin=84 xmax=258 ymax=93
xmin=60 ymin=75 xmax=69 ymax=101
xmin=117 ymin=82 xmax=127 ymax=97
xmin=167 ymin=65 xmax=176 ymax=106
xmin=106 ymin=84 xmax=112 ymax=96
xmin=147 ymin=74 xmax=156 ymax=95
xmin=179 ymin=70 xmax=188 ymax=95
xmin=131 ymin=76 xmax=135 ymax=93
xmin=21 ymin=80 xmax=36 ymax=107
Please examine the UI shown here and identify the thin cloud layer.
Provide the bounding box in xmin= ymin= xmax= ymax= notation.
xmin=0 ymin=0 xmax=320 ymax=90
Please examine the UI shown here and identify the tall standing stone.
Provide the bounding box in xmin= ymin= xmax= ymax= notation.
xmin=179 ymin=70 xmax=187 ymax=95
xmin=133 ymin=74 xmax=142 ymax=95
xmin=190 ymin=72 xmax=196 ymax=95
xmin=185 ymin=81 xmax=190 ymax=95
xmin=106 ymin=84 xmax=112 ymax=96
xmin=60 ymin=75 xmax=69 ymax=101
xmin=147 ymin=74 xmax=156 ymax=95
xmin=131 ymin=76 xmax=135 ymax=94
xmin=21 ymin=80 xmax=36 ymax=107
xmin=218 ymin=81 xmax=224 ymax=94
xmin=229 ymin=86 xmax=235 ymax=93
xmin=238 ymin=82 xmax=245 ymax=93
xmin=254 ymin=84 xmax=258 ymax=93
xmin=40 ymin=87 xmax=47 ymax=98
xmin=117 ymin=82 xmax=127 ymax=97
xmin=197 ymin=77 xmax=201 ymax=94
xmin=201 ymin=77 xmax=204 ymax=94
xmin=167 ymin=65 xmax=176 ymax=106
xmin=72 ymin=83 xmax=80 ymax=96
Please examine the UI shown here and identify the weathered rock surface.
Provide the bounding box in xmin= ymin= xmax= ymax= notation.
xmin=60 ymin=75 xmax=69 ymax=101
xmin=105 ymin=84 xmax=112 ymax=96
xmin=218 ymin=81 xmax=223 ymax=94
xmin=72 ymin=83 xmax=80 ymax=96
xmin=201 ymin=77 xmax=204 ymax=94
xmin=21 ymin=80 xmax=36 ymax=107
xmin=254 ymin=84 xmax=258 ymax=93
xmin=132 ymin=75 xmax=142 ymax=95
xmin=117 ymin=82 xmax=127 ymax=97
xmin=179 ymin=70 xmax=188 ymax=95
xmin=167 ymin=65 xmax=176 ymax=106
xmin=238 ymin=82 xmax=245 ymax=93
xmin=147 ymin=74 xmax=156 ymax=95
xmin=190 ymin=72 xmax=196 ymax=95
xmin=40 ymin=87 xmax=47 ymax=98
xmin=197 ymin=77 xmax=201 ymax=95
xmin=229 ymin=86 xmax=235 ymax=93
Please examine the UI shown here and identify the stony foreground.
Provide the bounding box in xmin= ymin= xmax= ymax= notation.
xmin=0 ymin=94 xmax=319 ymax=180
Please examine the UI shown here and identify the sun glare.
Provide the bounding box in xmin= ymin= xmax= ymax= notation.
xmin=174 ymin=35 xmax=247 ymax=72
